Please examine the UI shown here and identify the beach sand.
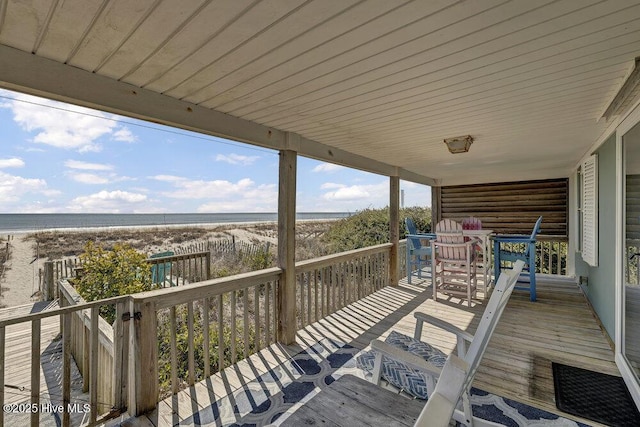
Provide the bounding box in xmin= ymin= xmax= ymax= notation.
xmin=1 ymin=234 xmax=41 ymax=308
xmin=0 ymin=220 xmax=332 ymax=308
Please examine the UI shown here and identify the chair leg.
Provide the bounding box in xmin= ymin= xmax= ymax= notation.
xmin=407 ymin=251 xmax=412 ymax=284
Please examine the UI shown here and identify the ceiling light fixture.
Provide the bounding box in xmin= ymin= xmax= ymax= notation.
xmin=444 ymin=135 xmax=474 ymax=154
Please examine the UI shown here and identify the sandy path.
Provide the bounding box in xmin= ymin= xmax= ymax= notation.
xmin=1 ymin=234 xmax=40 ymax=308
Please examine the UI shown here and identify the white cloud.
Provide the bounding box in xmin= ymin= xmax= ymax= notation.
xmin=65 ymin=160 xmax=113 ymax=171
xmin=70 ymin=173 xmax=110 ymax=184
xmin=320 ymin=181 xmax=389 ymax=207
xmin=323 ymin=185 xmax=371 ymax=201
xmin=0 ymin=158 xmax=25 ymax=168
xmin=113 ymin=127 xmax=136 ymax=142
xmin=215 ymin=153 xmax=259 ymax=165
xmin=312 ymin=162 xmax=344 ymax=173
xmin=69 ymin=190 xmax=148 ymax=212
xmin=152 ymin=174 xmax=277 ymax=212
xmin=2 ymin=93 xmax=136 ymax=152
xmin=0 ymin=171 xmax=50 ymax=202
xmin=320 ymin=182 xmax=345 ymax=190
xmin=150 ymin=174 xmax=186 ymax=183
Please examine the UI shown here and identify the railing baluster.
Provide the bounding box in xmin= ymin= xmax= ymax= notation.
xmin=307 ymin=271 xmax=312 ymax=326
xmin=231 ymin=291 xmax=237 ymax=363
xmin=254 ymin=286 xmax=260 ymax=351
xmin=31 ymin=319 xmax=41 ymax=426
xmin=170 ymin=307 xmax=178 ymax=393
xmin=300 ymin=273 xmax=305 ymax=328
xmin=243 ymin=290 xmax=249 ymax=359
xmin=217 ymin=295 xmax=224 ymax=371
xmin=187 ymin=302 xmax=195 ymax=385
xmin=314 ymin=270 xmax=319 ymax=323
xmin=90 ymin=307 xmax=99 ymax=425
xmin=203 ymin=298 xmax=210 ymax=378
xmin=62 ymin=312 xmax=71 ymax=427
xmin=265 ymin=283 xmax=271 ymax=346
xmin=0 ymin=326 xmax=4 ymax=427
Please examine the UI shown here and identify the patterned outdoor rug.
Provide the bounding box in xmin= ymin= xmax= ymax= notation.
xmin=178 ymin=340 xmax=591 ymax=426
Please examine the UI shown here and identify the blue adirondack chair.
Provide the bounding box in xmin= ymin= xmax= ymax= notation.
xmin=150 ymin=251 xmax=175 ymax=287
xmin=492 ymin=216 xmax=542 ymax=301
xmin=405 ymin=218 xmax=435 ymax=284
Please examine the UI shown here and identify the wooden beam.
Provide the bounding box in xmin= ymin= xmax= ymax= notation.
xmin=0 ymin=44 xmax=435 ymax=186
xmin=390 ymin=176 xmax=400 ymax=286
xmin=277 ymin=148 xmax=297 ymax=345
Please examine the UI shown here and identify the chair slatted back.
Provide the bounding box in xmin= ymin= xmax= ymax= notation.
xmin=405 ymin=218 xmax=422 ymax=250
xmin=523 ymin=216 xmax=543 ymax=256
xmin=462 ymin=217 xmax=482 ymax=230
xmin=435 ymin=219 xmax=465 ymax=260
xmin=464 ymin=260 xmax=525 ymax=384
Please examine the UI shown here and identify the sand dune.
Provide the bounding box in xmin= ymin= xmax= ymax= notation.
xmin=0 ymin=220 xmax=332 ymax=308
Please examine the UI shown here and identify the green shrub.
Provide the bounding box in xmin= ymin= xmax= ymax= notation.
xmin=75 ymin=241 xmax=158 ymax=324
xmin=322 ymin=206 xmax=432 ymax=253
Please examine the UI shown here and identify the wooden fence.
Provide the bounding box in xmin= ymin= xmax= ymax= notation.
xmin=175 ymin=237 xmax=271 ymax=259
xmin=39 ymin=238 xmax=266 ymax=297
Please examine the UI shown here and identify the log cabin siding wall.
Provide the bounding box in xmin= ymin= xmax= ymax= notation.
xmin=434 ymin=179 xmax=568 ymax=236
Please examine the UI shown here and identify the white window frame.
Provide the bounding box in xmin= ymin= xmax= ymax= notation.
xmin=581 ymin=154 xmax=598 ymax=267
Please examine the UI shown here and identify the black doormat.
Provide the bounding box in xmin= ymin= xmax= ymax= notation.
xmin=552 ymin=362 xmax=640 ymax=426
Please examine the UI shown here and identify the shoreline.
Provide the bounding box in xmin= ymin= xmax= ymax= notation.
xmin=0 ymin=218 xmax=343 ymax=235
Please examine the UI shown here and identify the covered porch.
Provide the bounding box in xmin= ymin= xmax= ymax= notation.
xmin=136 ymin=273 xmax=614 ymax=426
xmin=1 ymin=0 xmax=640 ymax=425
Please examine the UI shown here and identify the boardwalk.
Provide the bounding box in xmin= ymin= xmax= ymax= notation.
xmin=124 ymin=275 xmax=616 ymax=426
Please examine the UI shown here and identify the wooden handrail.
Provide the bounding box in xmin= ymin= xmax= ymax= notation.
xmin=295 ymin=243 xmax=392 ymax=272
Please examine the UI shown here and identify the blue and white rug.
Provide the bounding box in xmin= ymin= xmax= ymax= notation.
xmin=178 ymin=339 xmax=590 ymax=426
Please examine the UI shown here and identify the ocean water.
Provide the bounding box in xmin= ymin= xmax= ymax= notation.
xmin=0 ymin=212 xmax=351 ymax=233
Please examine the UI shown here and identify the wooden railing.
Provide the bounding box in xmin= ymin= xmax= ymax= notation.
xmin=58 ymin=280 xmax=117 ymax=415
xmin=1 ymin=243 xmax=402 ymax=425
xmin=494 ymin=235 xmax=568 ymax=276
xmin=294 ymin=243 xmax=392 ymax=329
xmin=0 ymin=294 xmax=129 ymax=427
xmin=131 ymin=267 xmax=282 ymax=412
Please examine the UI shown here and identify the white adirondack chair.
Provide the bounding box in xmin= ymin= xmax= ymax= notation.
xmin=369 ymin=260 xmax=526 ymax=427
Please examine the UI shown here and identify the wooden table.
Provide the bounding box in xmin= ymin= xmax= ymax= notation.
xmin=279 ymin=375 xmax=423 ymax=427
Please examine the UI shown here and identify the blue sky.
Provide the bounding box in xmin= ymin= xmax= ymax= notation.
xmin=0 ymin=89 xmax=430 ymax=213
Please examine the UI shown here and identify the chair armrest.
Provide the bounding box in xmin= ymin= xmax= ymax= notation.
xmin=370 ymin=339 xmax=443 ymax=377
xmin=414 ymin=312 xmax=474 ymax=343
xmin=407 ymin=233 xmax=436 ymax=240
xmin=431 ymin=238 xmax=479 ymax=248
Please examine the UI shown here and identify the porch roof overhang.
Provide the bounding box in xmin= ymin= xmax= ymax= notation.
xmin=1 ymin=0 xmax=640 ymax=186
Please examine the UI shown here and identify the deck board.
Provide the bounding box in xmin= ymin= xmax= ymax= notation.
xmin=129 ymin=275 xmax=616 ymax=427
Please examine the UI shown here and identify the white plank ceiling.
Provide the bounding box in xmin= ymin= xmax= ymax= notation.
xmin=1 ymin=0 xmax=640 ymax=185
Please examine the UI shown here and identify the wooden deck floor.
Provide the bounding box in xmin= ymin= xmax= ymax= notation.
xmin=124 ymin=275 xmax=616 ymax=427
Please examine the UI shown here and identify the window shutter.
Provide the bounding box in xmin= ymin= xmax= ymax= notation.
xmin=582 ymin=155 xmax=598 ymax=267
